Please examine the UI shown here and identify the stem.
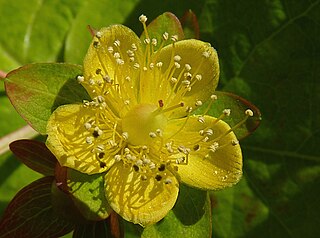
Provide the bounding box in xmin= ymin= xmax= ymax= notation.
xmin=0 ymin=125 xmax=39 ymax=155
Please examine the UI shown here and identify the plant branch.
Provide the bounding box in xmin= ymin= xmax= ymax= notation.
xmin=0 ymin=125 xmax=39 ymax=156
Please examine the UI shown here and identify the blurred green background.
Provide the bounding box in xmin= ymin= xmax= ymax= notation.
xmin=0 ymin=0 xmax=319 ymax=237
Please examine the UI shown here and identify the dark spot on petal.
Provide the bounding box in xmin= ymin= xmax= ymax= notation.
xmin=193 ymin=144 xmax=200 ymax=151
xmin=96 ymin=68 xmax=102 ymax=74
xmin=133 ymin=165 xmax=139 ymax=172
xmin=93 ymin=41 xmax=99 ymax=48
xmin=98 ymin=152 xmax=105 ymax=159
xmin=93 ymin=131 xmax=99 ymax=138
xmin=155 ymin=174 xmax=162 ymax=181
xmin=158 ymin=164 xmax=166 ymax=171
xmin=100 ymin=162 xmax=106 ymax=168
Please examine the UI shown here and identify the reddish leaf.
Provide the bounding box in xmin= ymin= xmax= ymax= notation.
xmin=10 ymin=139 xmax=57 ymax=176
xmin=141 ymin=12 xmax=185 ymax=51
xmin=206 ymin=91 xmax=262 ymax=140
xmin=180 ymin=10 xmax=200 ymax=39
xmin=0 ymin=176 xmax=74 ymax=238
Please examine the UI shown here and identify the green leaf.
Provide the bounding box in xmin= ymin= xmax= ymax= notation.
xmin=141 ymin=12 xmax=185 ymax=50
xmin=5 ymin=63 xmax=90 ymax=134
xmin=73 ymin=213 xmax=121 ymax=238
xmin=66 ymin=169 xmax=112 ymax=221
xmin=0 ymin=176 xmax=74 ymax=238
xmin=142 ymin=185 xmax=211 ymax=238
xmin=203 ymin=91 xmax=262 ymax=140
xmin=0 ymin=0 xmax=83 ymax=71
xmin=9 ymin=139 xmax=57 ymax=176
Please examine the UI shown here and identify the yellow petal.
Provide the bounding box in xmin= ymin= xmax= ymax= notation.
xmin=104 ymin=162 xmax=179 ymax=226
xmin=140 ymin=39 xmax=219 ymax=117
xmin=163 ymin=115 xmax=242 ymax=190
xmin=46 ymin=104 xmax=114 ymax=174
xmin=83 ymin=25 xmax=143 ymax=117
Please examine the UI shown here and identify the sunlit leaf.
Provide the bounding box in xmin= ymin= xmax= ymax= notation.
xmin=5 ymin=63 xmax=89 ymax=134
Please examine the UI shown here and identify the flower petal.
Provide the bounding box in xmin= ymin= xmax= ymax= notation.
xmin=46 ymin=104 xmax=114 ymax=174
xmin=104 ymin=162 xmax=179 ymax=226
xmin=163 ymin=115 xmax=242 ymax=190
xmin=83 ymin=25 xmax=143 ymax=117
xmin=140 ymin=39 xmax=219 ymax=117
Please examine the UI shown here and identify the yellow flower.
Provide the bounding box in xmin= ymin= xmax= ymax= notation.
xmin=46 ymin=14 xmax=251 ymax=226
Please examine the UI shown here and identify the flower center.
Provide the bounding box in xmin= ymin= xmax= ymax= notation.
xmin=122 ymin=104 xmax=167 ymax=145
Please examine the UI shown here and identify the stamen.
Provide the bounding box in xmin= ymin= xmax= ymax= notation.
xmin=163 ymin=32 xmax=169 ymax=41
xmin=77 ymin=75 xmax=84 ymax=83
xmin=161 ymin=102 xmax=184 ymax=113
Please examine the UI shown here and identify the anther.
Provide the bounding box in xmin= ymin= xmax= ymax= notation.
xmin=133 ymin=63 xmax=140 ymax=69
xmin=223 ymin=109 xmax=231 ymax=116
xmin=149 ymin=132 xmax=157 ymax=138
xmin=245 ymin=109 xmax=254 ymax=117
xmin=86 ymin=137 xmax=93 ymax=144
xmin=174 ymin=55 xmax=181 ymax=62
xmin=195 ymin=100 xmax=203 ymax=107
xmin=84 ymin=122 xmax=92 ymax=130
xmin=206 ymin=129 xmax=214 ymax=136
xmin=163 ymin=32 xmax=169 ymax=41
xmin=122 ymin=132 xmax=129 ymax=140
xmin=114 ymin=40 xmax=120 ymax=47
xmin=202 ymin=51 xmax=210 ymax=58
xmin=175 ymin=157 xmax=185 ymax=164
xmin=185 ymin=64 xmax=191 ymax=71
xmin=152 ymin=38 xmax=157 ymax=46
xmin=108 ymin=46 xmax=114 ymax=53
xmin=170 ymin=77 xmax=178 ymax=84
xmin=209 ymin=142 xmax=219 ymax=152
xmin=114 ymin=154 xmax=121 ymax=162
xmin=174 ymin=62 xmax=181 ymax=69
xmin=139 ymin=14 xmax=148 ymax=23
xmin=156 ymin=129 xmax=163 ymax=136
xmin=211 ymin=94 xmax=218 ymax=100
xmin=96 ymin=31 xmax=102 ymax=38
xmin=198 ymin=116 xmax=205 ymax=123
xmin=77 ymin=75 xmax=84 ymax=83
xmin=103 ymin=75 xmax=111 ymax=83
xmin=164 ymin=178 xmax=172 ymax=184
xmin=196 ymin=74 xmax=202 ymax=81
xmin=156 ymin=62 xmax=163 ymax=68
xmin=149 ymin=163 xmax=156 ymax=170
xmin=131 ymin=43 xmax=137 ymax=51
xmin=231 ymin=140 xmax=239 ymax=146
xmin=144 ymin=38 xmax=150 ymax=45
xmin=171 ymin=35 xmax=178 ymax=42
xmin=113 ymin=52 xmax=120 ymax=59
